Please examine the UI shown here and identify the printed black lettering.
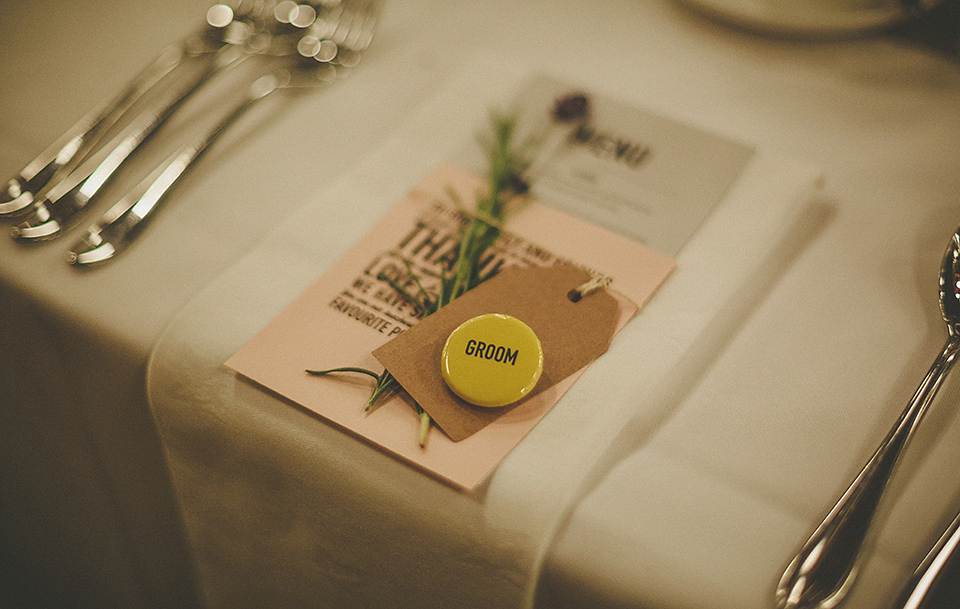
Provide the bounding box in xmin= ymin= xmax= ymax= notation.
xmin=409 ymin=228 xmax=450 ymax=259
xmin=477 ymin=251 xmax=507 ymax=278
xmin=571 ymin=123 xmax=593 ymax=144
xmin=396 ymin=221 xmax=429 ymax=249
xmin=569 ymin=123 xmax=652 ymax=169
xmin=352 ymin=278 xmax=372 ymax=293
xmin=463 ymin=340 xmax=518 ymax=365
xmin=592 ymin=134 xmax=614 ymax=156
xmin=629 ymin=146 xmax=651 ymax=167
xmin=329 ymin=296 xmax=393 ymax=334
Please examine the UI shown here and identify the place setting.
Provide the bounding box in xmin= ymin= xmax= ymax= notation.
xmin=144 ymin=46 xmax=822 ymax=608
xmin=1 ymin=1 xmax=959 ymax=608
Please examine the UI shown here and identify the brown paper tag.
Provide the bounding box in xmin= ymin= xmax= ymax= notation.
xmin=373 ymin=265 xmax=621 ymax=441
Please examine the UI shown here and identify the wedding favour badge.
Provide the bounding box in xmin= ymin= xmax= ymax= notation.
xmin=441 ymin=313 xmax=545 ymax=408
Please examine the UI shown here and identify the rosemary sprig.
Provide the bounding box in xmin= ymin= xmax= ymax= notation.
xmin=304 ymin=366 xmax=397 ymax=410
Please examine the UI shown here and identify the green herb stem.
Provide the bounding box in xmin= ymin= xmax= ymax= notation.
xmin=308 ymin=110 xmax=534 ymax=446
xmin=305 ymin=367 xmax=381 ymax=380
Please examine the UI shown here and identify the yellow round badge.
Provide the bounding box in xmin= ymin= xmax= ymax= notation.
xmin=441 ymin=313 xmax=544 ymax=408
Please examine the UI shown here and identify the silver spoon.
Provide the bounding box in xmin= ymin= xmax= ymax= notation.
xmin=8 ymin=1 xmax=336 ymax=241
xmin=775 ymin=227 xmax=960 ymax=609
xmin=0 ymin=1 xmax=269 ymax=218
xmin=8 ymin=43 xmax=247 ymax=241
xmin=66 ymin=0 xmax=379 ymax=266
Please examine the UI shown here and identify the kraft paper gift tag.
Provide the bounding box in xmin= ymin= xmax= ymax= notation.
xmin=374 ymin=265 xmax=623 ymax=441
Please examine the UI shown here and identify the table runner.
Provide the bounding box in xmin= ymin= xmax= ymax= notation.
xmin=147 ymin=57 xmax=821 ymax=608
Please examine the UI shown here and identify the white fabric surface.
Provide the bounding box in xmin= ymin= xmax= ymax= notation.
xmin=146 ymin=57 xmax=821 ymax=607
xmin=1 ymin=1 xmax=959 ymax=608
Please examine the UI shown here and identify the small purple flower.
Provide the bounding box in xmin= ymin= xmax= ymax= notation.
xmin=552 ymin=92 xmax=590 ymax=123
xmin=508 ymin=173 xmax=530 ymax=195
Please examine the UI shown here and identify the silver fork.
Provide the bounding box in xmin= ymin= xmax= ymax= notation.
xmin=0 ymin=1 xmax=268 ymax=218
xmin=66 ymin=0 xmax=379 ymax=266
xmin=7 ymin=1 xmax=343 ymax=241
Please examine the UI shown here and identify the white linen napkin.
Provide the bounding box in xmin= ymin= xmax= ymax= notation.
xmin=147 ymin=57 xmax=822 ymax=608
xmin=485 ymin=135 xmax=825 ymax=608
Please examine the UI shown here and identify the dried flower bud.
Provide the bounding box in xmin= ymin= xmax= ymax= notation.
xmin=552 ymin=93 xmax=590 ymax=123
xmin=508 ymin=173 xmax=530 ymax=195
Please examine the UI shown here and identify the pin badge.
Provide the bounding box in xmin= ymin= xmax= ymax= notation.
xmin=440 ymin=313 xmax=544 ymax=408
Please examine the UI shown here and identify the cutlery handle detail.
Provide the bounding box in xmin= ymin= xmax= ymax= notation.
xmin=68 ymin=71 xmax=286 ymax=266
xmin=12 ymin=46 xmax=247 ymax=241
xmin=893 ymin=509 xmax=960 ymax=609
xmin=775 ymin=336 xmax=960 ymax=609
xmin=0 ymin=44 xmax=185 ymax=217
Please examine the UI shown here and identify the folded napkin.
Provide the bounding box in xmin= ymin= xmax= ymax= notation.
xmin=147 ymin=57 xmax=822 ymax=608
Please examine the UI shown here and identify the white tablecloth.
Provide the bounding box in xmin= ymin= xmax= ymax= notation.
xmin=2 ymin=1 xmax=960 ymax=608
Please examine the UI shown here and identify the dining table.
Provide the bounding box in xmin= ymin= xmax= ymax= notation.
xmin=2 ymin=1 xmax=960 ymax=608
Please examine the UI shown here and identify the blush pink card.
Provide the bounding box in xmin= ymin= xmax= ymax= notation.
xmin=225 ymin=163 xmax=675 ymax=489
